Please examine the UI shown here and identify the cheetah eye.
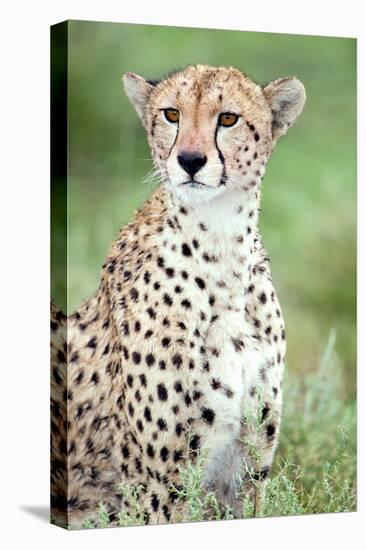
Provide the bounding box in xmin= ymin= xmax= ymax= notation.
xmin=219 ymin=112 xmax=239 ymax=127
xmin=163 ymin=108 xmax=180 ymax=123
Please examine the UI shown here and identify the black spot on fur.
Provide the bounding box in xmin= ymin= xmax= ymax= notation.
xmin=146 ymin=353 xmax=155 ymax=367
xmin=174 ymin=381 xmax=183 ymax=393
xmin=147 ymin=444 xmax=155 ymax=458
xmin=160 ymin=447 xmax=169 ymax=462
xmin=259 ymin=292 xmax=267 ymax=304
xmin=267 ymin=424 xmax=276 ymax=438
xmin=87 ymin=336 xmax=97 ymax=349
xmin=157 ymin=384 xmax=168 ymax=401
xmin=261 ymin=404 xmax=270 ymax=422
xmin=121 ymin=444 xmax=130 ymax=459
xmin=163 ymin=293 xmax=173 ymax=306
xmin=182 ymin=243 xmax=192 ymax=256
xmin=91 ymin=372 xmax=99 ymax=384
xmin=144 ymin=407 xmax=152 ymax=422
xmin=173 ymin=449 xmax=183 ymax=463
xmin=157 ymin=418 xmax=168 ymax=431
xmin=195 ymin=277 xmax=205 ymax=289
xmin=162 ymin=337 xmax=171 ymax=348
xmin=172 ymin=354 xmax=183 ymax=369
xmin=132 ymin=351 xmax=141 ymax=364
xmin=253 ymin=467 xmax=270 ymax=481
xmin=189 ymin=435 xmax=200 ymax=451
xmin=201 ymin=407 xmax=215 ymax=425
xmin=232 ymin=338 xmax=245 ymax=352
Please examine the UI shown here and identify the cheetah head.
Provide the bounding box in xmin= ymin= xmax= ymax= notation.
xmin=123 ymin=65 xmax=305 ymax=205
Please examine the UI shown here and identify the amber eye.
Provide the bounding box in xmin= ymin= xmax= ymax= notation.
xmin=164 ymin=108 xmax=180 ymax=123
xmin=219 ymin=112 xmax=239 ymax=127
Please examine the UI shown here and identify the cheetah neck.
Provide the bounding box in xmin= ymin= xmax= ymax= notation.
xmin=160 ymin=185 xmax=262 ymax=289
xmin=167 ymin=185 xmax=260 ymax=240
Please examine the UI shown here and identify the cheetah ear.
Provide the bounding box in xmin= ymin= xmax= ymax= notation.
xmin=122 ymin=72 xmax=156 ymax=124
xmin=263 ymin=77 xmax=306 ymax=141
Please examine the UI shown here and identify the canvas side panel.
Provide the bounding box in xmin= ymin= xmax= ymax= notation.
xmin=50 ymin=20 xmax=69 ymax=529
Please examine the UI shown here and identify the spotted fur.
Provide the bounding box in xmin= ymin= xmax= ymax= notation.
xmin=51 ymin=64 xmax=305 ymax=528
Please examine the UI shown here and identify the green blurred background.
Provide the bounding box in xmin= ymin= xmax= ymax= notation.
xmin=62 ymin=20 xmax=356 ymax=400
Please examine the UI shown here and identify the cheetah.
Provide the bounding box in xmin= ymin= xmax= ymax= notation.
xmin=51 ymin=64 xmax=305 ymax=528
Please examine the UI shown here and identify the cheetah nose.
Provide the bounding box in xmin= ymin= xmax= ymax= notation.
xmin=177 ymin=151 xmax=207 ymax=178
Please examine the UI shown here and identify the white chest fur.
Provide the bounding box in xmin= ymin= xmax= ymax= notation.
xmin=157 ymin=190 xmax=278 ymax=494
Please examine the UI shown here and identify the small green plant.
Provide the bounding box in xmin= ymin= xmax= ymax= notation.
xmin=259 ymin=460 xmax=305 ymax=518
xmin=82 ymin=519 xmax=95 ymax=529
xmin=81 ymin=484 xmax=145 ymax=529
xmin=117 ymin=483 xmax=145 ymax=527
xmin=81 ymin=502 xmax=112 ymax=529
xmin=171 ymin=453 xmax=235 ymax=522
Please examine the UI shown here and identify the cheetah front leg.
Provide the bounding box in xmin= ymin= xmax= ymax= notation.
xmin=237 ymin=347 xmax=284 ymax=518
xmin=196 ymin=313 xmax=283 ymax=519
xmin=207 ymin=390 xmax=281 ymax=519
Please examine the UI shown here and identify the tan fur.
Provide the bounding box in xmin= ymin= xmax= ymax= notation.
xmin=51 ymin=64 xmax=305 ymax=528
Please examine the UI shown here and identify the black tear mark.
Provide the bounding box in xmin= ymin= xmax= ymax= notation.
xmin=167 ymin=121 xmax=179 ymax=160
xmin=214 ymin=124 xmax=227 ymax=186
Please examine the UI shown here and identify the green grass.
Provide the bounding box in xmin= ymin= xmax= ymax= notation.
xmin=80 ymin=331 xmax=356 ymax=528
